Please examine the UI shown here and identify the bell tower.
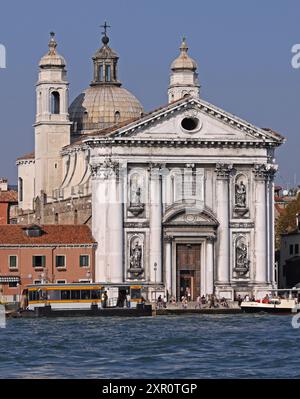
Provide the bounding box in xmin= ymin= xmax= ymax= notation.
xmin=168 ymin=37 xmax=200 ymax=103
xmin=34 ymin=32 xmax=71 ymax=200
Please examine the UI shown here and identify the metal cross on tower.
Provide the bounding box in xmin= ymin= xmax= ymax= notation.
xmin=101 ymin=21 xmax=111 ymax=37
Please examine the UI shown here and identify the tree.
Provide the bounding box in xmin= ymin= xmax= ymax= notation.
xmin=276 ymin=193 xmax=300 ymax=249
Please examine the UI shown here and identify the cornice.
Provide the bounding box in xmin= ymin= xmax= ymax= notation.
xmin=82 ymin=137 xmax=279 ymax=149
xmin=16 ymin=159 xmax=35 ymax=166
xmin=81 ymin=97 xmax=284 ymax=144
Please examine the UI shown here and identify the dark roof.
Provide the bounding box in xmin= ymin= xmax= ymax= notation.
xmin=281 ymin=228 xmax=300 ymax=237
xmin=0 ymin=225 xmax=97 ymax=245
xmin=16 ymin=152 xmax=35 ymax=161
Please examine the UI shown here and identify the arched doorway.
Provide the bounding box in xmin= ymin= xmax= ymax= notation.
xmin=163 ymin=205 xmax=219 ymax=300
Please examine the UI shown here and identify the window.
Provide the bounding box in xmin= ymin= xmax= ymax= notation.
xmin=51 ymin=91 xmax=60 ymax=114
xmin=81 ymin=290 xmax=91 ymax=300
xmin=295 ymin=244 xmax=299 ymax=255
xmin=9 ymin=255 xmax=18 ymax=269
xmin=91 ymin=290 xmax=101 ymax=300
xmin=61 ymin=290 xmax=70 ymax=300
xmin=80 ymin=255 xmax=89 ymax=267
xmin=8 ymin=282 xmax=18 ymax=288
xmin=289 ymin=245 xmax=294 ymax=256
xmin=71 ymin=290 xmax=81 ymax=300
xmin=131 ymin=288 xmax=141 ymax=300
xmin=56 ymin=280 xmax=66 ymax=284
xmin=114 ymin=111 xmax=120 ymax=123
xmin=32 ymin=256 xmax=46 ymax=268
xmin=54 ymin=213 xmax=59 ymax=224
xmin=181 ymin=117 xmax=199 ymax=131
xmin=25 ymin=225 xmax=43 ymax=237
xmin=48 ymin=290 xmax=60 ymax=300
xmin=33 ymin=280 xmax=42 ymax=285
xmin=99 ymin=64 xmax=103 ymax=81
xmin=18 ymin=177 xmax=23 ymax=202
xmin=56 ymin=255 xmax=66 ymax=268
xmin=105 ymin=65 xmax=111 ymax=81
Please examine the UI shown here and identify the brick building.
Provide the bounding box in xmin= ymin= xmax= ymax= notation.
xmin=0 ymin=224 xmax=97 ymax=302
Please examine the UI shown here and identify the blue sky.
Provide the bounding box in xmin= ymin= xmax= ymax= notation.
xmin=0 ymin=0 xmax=299 ymax=187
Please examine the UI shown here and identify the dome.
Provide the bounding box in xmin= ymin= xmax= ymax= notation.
xmin=171 ymin=37 xmax=198 ymax=71
xmin=39 ymin=53 xmax=66 ymax=68
xmin=39 ymin=32 xmax=66 ymax=68
xmin=69 ymin=85 xmax=144 ymax=134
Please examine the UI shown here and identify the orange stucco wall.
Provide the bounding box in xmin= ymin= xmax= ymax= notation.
xmin=0 ymin=203 xmax=9 ymax=224
xmin=0 ymin=246 xmax=95 ymax=301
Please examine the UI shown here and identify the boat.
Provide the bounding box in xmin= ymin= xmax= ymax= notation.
xmin=241 ymin=288 xmax=300 ymax=314
xmin=12 ymin=283 xmax=152 ymax=318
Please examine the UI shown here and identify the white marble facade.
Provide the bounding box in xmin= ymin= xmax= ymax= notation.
xmin=89 ymin=96 xmax=283 ymax=300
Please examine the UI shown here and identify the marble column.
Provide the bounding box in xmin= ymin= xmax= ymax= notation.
xmin=253 ymin=164 xmax=276 ymax=285
xmin=164 ymin=236 xmax=172 ymax=297
xmin=149 ymin=165 xmax=162 ymax=284
xmin=215 ymin=163 xmax=231 ymax=284
xmin=206 ymin=235 xmax=215 ymax=295
xmin=91 ymin=163 xmax=108 ymax=282
xmin=108 ymin=165 xmax=124 ymax=283
xmin=92 ymin=159 xmax=123 ymax=283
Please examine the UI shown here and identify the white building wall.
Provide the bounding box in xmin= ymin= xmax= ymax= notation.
xmin=17 ymin=160 xmax=35 ymax=210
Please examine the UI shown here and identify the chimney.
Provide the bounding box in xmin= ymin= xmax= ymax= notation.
xmin=0 ymin=178 xmax=8 ymax=191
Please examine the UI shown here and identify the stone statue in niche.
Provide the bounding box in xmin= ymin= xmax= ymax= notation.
xmin=128 ymin=174 xmax=144 ymax=217
xmin=233 ymin=176 xmax=249 ymax=218
xmin=130 ymin=241 xmax=142 ymax=269
xmin=234 ymin=238 xmax=250 ymax=277
xmin=235 ymin=180 xmax=246 ymax=208
xmin=128 ymin=238 xmax=144 ymax=279
xmin=132 ymin=186 xmax=141 ymax=205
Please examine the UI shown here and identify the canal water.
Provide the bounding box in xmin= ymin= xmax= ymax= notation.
xmin=1 ymin=314 xmax=300 ymax=378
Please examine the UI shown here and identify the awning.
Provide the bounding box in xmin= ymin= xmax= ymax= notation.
xmin=0 ymin=276 xmax=20 ymax=283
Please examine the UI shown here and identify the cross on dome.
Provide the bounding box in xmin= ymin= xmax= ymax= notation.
xmin=100 ymin=21 xmax=111 ymax=45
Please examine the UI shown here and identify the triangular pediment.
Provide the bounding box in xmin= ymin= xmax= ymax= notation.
xmin=106 ymin=97 xmax=284 ymax=145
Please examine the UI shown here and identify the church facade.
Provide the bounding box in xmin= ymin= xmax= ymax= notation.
xmin=17 ymin=29 xmax=285 ymax=300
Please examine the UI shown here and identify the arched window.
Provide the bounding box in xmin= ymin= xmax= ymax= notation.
xmin=114 ymin=111 xmax=120 ymax=123
xmin=98 ymin=64 xmax=103 ymax=81
xmin=105 ymin=65 xmax=111 ymax=81
xmin=18 ymin=177 xmax=23 ymax=202
xmin=51 ymin=91 xmax=60 ymax=114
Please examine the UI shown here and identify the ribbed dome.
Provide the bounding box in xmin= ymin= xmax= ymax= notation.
xmin=69 ymin=85 xmax=144 ymax=134
xmin=171 ymin=37 xmax=197 ymax=71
